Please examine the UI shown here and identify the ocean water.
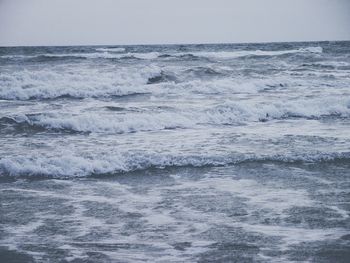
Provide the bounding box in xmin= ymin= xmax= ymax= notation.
xmin=0 ymin=41 xmax=349 ymax=262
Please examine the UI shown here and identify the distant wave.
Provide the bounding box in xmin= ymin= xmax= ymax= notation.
xmin=0 ymin=52 xmax=158 ymax=61
xmin=0 ymin=46 xmax=323 ymax=62
xmin=1 ymin=150 xmax=349 ymax=178
xmin=95 ymin=47 xmax=126 ymax=53
xmin=1 ymin=55 xmax=36 ymax=59
xmin=170 ymin=46 xmax=323 ymax=60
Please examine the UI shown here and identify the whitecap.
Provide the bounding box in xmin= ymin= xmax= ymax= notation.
xmin=95 ymin=47 xmax=126 ymax=53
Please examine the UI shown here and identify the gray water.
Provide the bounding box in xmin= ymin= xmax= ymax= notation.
xmin=0 ymin=42 xmax=349 ymax=262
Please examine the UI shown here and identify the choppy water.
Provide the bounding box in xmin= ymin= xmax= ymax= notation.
xmin=0 ymin=42 xmax=349 ymax=262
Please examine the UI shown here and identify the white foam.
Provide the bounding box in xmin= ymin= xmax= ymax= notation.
xmin=74 ymin=52 xmax=160 ymax=60
xmin=242 ymin=222 xmax=347 ymax=251
xmin=26 ymin=112 xmax=193 ymax=133
xmin=0 ymin=55 xmax=37 ymax=59
xmin=3 ymin=95 xmax=350 ymax=134
xmin=1 ymin=148 xmax=349 ymax=177
xmin=95 ymin=47 xmax=126 ymax=53
xmin=0 ymin=65 xmax=161 ymax=100
xmin=169 ymin=177 xmax=314 ymax=215
xmin=0 ymin=152 xmax=225 ymax=177
xmin=176 ymin=46 xmax=323 ymax=59
xmin=1 ymin=170 xmax=348 ymax=262
xmin=204 ymin=97 xmax=350 ymax=124
xmin=0 ymin=46 xmax=322 ymax=61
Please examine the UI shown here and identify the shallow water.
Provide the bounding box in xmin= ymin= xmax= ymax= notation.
xmin=0 ymin=41 xmax=350 ymax=262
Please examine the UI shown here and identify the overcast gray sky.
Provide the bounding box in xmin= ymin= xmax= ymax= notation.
xmin=0 ymin=0 xmax=349 ymax=46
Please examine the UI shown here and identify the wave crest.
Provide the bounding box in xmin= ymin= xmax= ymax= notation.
xmin=1 ymin=97 xmax=349 ymax=135
xmin=0 ymin=66 xmax=161 ymax=100
xmin=1 ymin=46 xmax=323 ymax=62
xmin=1 ymin=151 xmax=349 ymax=178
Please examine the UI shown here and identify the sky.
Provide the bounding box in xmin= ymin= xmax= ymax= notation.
xmin=0 ymin=0 xmax=349 ymax=46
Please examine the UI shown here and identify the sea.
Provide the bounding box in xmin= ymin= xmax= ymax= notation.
xmin=0 ymin=41 xmax=349 ymax=262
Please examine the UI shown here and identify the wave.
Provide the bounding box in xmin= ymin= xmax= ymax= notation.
xmin=1 ymin=150 xmax=349 ymax=178
xmin=104 ymin=106 xmax=128 ymax=112
xmin=0 ymin=116 xmax=49 ymax=134
xmin=184 ymin=67 xmax=222 ymax=77
xmin=299 ymin=61 xmax=350 ymax=70
xmin=95 ymin=47 xmax=126 ymax=53
xmin=0 ymin=67 xmax=292 ymax=100
xmin=0 ymin=112 xmax=193 ymax=134
xmin=0 ymin=52 xmax=159 ymax=61
xmin=158 ymin=46 xmax=323 ymax=60
xmin=0 ymin=55 xmax=36 ymax=59
xmin=205 ymin=97 xmax=350 ymax=124
xmin=0 ymin=46 xmax=323 ymax=62
xmin=31 ymin=52 xmax=152 ymax=60
xmin=159 ymin=46 xmax=323 ymax=60
xmin=0 ymin=66 xmax=161 ymax=100
xmin=147 ymin=71 xmax=178 ymax=84
xmin=0 ymin=54 xmax=88 ymax=62
xmin=0 ymin=83 xmax=147 ymax=101
xmin=2 ymin=97 xmax=349 ymax=135
xmin=31 ymin=55 xmax=88 ymax=62
xmin=195 ymin=46 xmax=323 ymax=59
xmin=145 ymin=66 xmax=224 ymax=85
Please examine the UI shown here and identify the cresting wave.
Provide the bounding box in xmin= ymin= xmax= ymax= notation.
xmin=0 ymin=68 xmax=339 ymax=101
xmin=0 ymin=112 xmax=192 ymax=134
xmin=0 ymin=66 xmax=161 ymax=100
xmin=1 ymin=97 xmax=349 ymax=134
xmin=0 ymin=151 xmax=349 ymax=178
xmin=1 ymin=42 xmax=349 ymax=181
xmin=0 ymin=46 xmax=323 ymax=61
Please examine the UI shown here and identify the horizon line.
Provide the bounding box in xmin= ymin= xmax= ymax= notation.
xmin=1 ymin=39 xmax=349 ymax=48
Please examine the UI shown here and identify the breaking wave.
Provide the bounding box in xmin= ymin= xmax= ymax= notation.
xmin=1 ymin=97 xmax=349 ymax=134
xmin=1 ymin=150 xmax=349 ymax=178
xmin=0 ymin=66 xmax=161 ymax=100
xmin=3 ymin=61 xmax=342 ymax=101
xmin=0 ymin=112 xmax=191 ymax=134
xmin=1 ymin=42 xmax=349 ymax=180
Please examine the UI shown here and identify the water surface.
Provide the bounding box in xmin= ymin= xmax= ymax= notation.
xmin=0 ymin=41 xmax=350 ymax=262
